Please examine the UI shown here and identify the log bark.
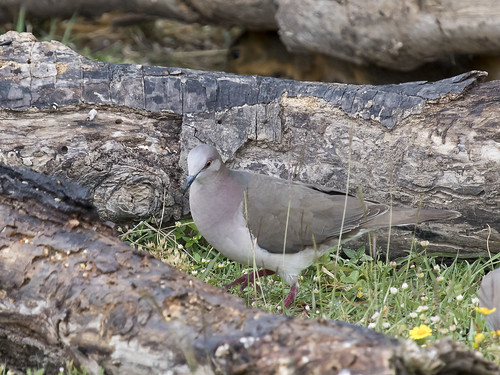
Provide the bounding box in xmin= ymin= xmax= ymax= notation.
xmin=0 ymin=0 xmax=278 ymax=30
xmin=276 ymin=0 xmax=500 ymax=71
xmin=0 ymin=31 xmax=499 ymax=258
xmin=4 ymin=0 xmax=500 ymax=70
xmin=0 ymin=164 xmax=498 ymax=374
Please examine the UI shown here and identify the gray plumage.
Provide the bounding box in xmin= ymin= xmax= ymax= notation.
xmin=185 ymin=144 xmax=460 ymax=307
xmin=479 ymin=269 xmax=500 ymax=330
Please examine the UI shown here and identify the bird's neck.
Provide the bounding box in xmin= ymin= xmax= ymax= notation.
xmin=190 ymin=169 xmax=244 ymax=221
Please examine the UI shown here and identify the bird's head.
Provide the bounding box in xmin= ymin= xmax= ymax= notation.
xmin=184 ymin=144 xmax=223 ymax=193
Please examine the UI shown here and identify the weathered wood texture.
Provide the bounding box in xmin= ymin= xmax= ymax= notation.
xmin=0 ymin=165 xmax=498 ymax=375
xmin=276 ymin=0 xmax=500 ymax=70
xmin=3 ymin=1 xmax=500 ymax=71
xmin=0 ymin=31 xmax=499 ymax=257
xmin=0 ymin=0 xmax=277 ymax=29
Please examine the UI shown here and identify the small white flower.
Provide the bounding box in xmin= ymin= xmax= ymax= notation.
xmin=430 ymin=316 xmax=440 ymax=324
xmin=449 ymin=324 xmax=457 ymax=331
xmin=416 ymin=305 xmax=429 ymax=313
xmin=305 ymin=304 xmax=310 ymax=311
xmin=371 ymin=311 xmax=380 ymax=320
xmin=433 ymin=265 xmax=440 ymax=273
xmin=177 ymin=244 xmax=184 ymax=250
xmin=420 ymin=240 xmax=430 ymax=247
xmin=368 ymin=323 xmax=376 ymax=329
xmin=456 ymin=294 xmax=464 ymax=302
xmin=419 ymin=314 xmax=427 ymax=321
xmin=421 ymin=295 xmax=429 ymax=302
xmin=436 ymin=276 xmax=444 ymax=282
xmin=175 ymin=221 xmax=182 ymax=227
xmin=382 ymin=322 xmax=390 ymax=329
xmin=313 ymin=289 xmax=319 ymax=294
xmin=409 ymin=312 xmax=418 ymax=318
xmin=439 ymin=328 xmax=449 ymax=334
xmin=390 ymin=261 xmax=397 ymax=268
xmin=401 ymin=282 xmax=409 ymax=290
xmin=277 ymin=305 xmax=282 ymax=311
xmin=390 ymin=287 xmax=398 ymax=295
xmin=417 ymin=272 xmax=424 ymax=279
xmin=471 ymin=297 xmax=480 ymax=305
xmin=191 ymin=270 xmax=198 ymax=275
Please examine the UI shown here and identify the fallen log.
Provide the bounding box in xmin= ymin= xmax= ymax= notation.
xmin=276 ymin=0 xmax=500 ymax=70
xmin=0 ymin=164 xmax=498 ymax=374
xmin=0 ymin=0 xmax=277 ymax=30
xmin=0 ymin=31 xmax=499 ymax=257
xmin=3 ymin=1 xmax=500 ymax=71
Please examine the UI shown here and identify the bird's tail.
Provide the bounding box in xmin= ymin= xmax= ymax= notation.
xmin=362 ymin=207 xmax=460 ymax=229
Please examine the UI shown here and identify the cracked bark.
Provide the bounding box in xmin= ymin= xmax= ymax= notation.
xmin=0 ymin=164 xmax=498 ymax=374
xmin=0 ymin=31 xmax=499 ymax=259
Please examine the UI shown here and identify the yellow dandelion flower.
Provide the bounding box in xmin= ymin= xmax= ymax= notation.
xmin=475 ymin=307 xmax=497 ymax=315
xmin=357 ymin=290 xmax=364 ymax=298
xmin=409 ymin=324 xmax=432 ymax=340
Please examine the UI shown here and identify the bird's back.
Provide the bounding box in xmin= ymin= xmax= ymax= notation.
xmin=232 ymin=170 xmax=387 ymax=254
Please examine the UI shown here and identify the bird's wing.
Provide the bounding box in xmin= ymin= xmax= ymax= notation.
xmin=233 ymin=171 xmax=387 ymax=254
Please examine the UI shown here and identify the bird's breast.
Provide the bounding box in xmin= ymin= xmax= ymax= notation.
xmin=189 ymin=178 xmax=258 ymax=264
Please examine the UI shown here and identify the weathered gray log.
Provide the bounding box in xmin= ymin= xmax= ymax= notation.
xmin=0 ymin=31 xmax=499 ymax=258
xmin=0 ymin=0 xmax=277 ymax=29
xmin=276 ymin=0 xmax=500 ymax=70
xmin=4 ymin=1 xmax=500 ymax=71
xmin=0 ymin=164 xmax=498 ymax=375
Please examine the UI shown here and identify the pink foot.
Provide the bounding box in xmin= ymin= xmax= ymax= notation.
xmin=284 ymin=284 xmax=299 ymax=308
xmin=224 ymin=269 xmax=275 ymax=291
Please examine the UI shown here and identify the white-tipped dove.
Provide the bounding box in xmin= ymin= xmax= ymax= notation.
xmin=185 ymin=144 xmax=460 ymax=307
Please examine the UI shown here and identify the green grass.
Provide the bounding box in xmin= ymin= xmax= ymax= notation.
xmin=120 ymin=219 xmax=500 ymax=365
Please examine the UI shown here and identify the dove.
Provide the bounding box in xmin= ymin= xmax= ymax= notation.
xmin=185 ymin=144 xmax=460 ymax=307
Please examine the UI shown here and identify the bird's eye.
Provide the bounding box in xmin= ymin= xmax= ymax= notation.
xmin=204 ymin=160 xmax=212 ymax=168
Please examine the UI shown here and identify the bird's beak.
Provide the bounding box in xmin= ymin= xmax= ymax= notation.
xmin=184 ymin=174 xmax=196 ymax=194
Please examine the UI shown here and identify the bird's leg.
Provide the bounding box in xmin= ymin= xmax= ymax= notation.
xmin=224 ymin=269 xmax=275 ymax=291
xmin=283 ymin=284 xmax=299 ymax=308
